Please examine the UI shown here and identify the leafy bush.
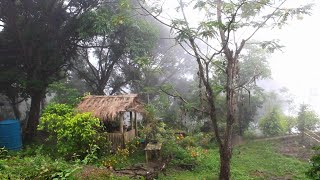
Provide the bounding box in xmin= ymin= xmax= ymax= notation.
xmin=282 ymin=116 xmax=297 ymax=134
xmin=48 ymin=82 xmax=83 ymax=106
xmin=259 ymin=108 xmax=285 ymax=136
xmin=298 ymin=104 xmax=320 ymax=132
xmin=162 ymin=139 xmax=195 ymax=166
xmin=306 ymin=146 xmax=320 ymax=179
xmin=162 ymin=136 xmax=209 ymax=172
xmin=101 ymin=138 xmax=142 ymax=169
xmin=125 ymin=137 xmax=140 ymax=154
xmin=39 ymin=103 xmax=109 ymax=159
xmin=243 ymin=129 xmax=257 ymax=139
xmin=140 ymin=120 xmax=168 ymax=143
xmin=102 ymin=149 xmax=129 ymax=169
xmin=178 ymin=136 xmax=197 ymax=148
xmin=195 ymin=133 xmax=215 ymax=148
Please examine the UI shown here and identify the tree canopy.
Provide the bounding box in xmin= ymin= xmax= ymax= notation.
xmin=0 ymin=0 xmax=101 ymax=139
xmin=72 ymin=1 xmax=159 ymax=95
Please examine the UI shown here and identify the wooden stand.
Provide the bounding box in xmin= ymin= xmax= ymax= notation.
xmin=144 ymin=142 xmax=162 ymax=163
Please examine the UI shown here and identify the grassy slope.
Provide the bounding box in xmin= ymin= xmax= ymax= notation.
xmin=159 ymin=140 xmax=309 ymax=180
xmin=0 ymin=140 xmax=310 ymax=179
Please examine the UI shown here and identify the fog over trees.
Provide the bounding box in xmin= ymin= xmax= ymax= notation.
xmin=0 ymin=0 xmax=319 ymax=179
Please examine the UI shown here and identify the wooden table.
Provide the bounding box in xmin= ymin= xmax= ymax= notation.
xmin=144 ymin=142 xmax=162 ymax=163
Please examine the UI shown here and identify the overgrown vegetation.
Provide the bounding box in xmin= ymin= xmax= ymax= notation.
xmin=0 ymin=0 xmax=318 ymax=180
xmin=0 ymin=147 xmax=80 ymax=180
xmin=1 ymin=132 xmax=311 ymax=179
xmin=259 ymin=107 xmax=285 ymax=136
xmin=306 ymin=146 xmax=320 ymax=179
xmin=38 ymin=103 xmax=109 ymax=159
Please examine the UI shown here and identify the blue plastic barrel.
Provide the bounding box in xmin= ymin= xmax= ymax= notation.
xmin=0 ymin=119 xmax=22 ymax=150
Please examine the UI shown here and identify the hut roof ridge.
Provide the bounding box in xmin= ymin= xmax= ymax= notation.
xmin=77 ymin=94 xmax=144 ymax=121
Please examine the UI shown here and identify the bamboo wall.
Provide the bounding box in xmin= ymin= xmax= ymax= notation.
xmin=106 ymin=129 xmax=136 ymax=149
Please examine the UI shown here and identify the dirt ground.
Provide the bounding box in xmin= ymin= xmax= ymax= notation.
xmin=274 ymin=135 xmax=317 ymax=161
xmin=76 ymin=161 xmax=166 ymax=180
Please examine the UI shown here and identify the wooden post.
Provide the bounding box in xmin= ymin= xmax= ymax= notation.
xmin=145 ymin=150 xmax=149 ymax=163
xmin=119 ymin=113 xmax=124 ymax=134
xmin=134 ymin=112 xmax=138 ymax=136
xmin=119 ymin=112 xmax=126 ymax=148
xmin=130 ymin=112 xmax=133 ymax=130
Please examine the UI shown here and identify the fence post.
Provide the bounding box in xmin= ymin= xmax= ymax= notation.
xmin=134 ymin=112 xmax=138 ymax=136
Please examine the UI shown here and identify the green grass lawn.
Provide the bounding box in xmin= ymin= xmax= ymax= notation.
xmin=159 ymin=140 xmax=309 ymax=180
xmin=0 ymin=140 xmax=311 ymax=179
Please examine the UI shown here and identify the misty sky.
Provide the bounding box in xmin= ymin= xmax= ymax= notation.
xmin=161 ymin=0 xmax=320 ymax=114
xmin=259 ymin=0 xmax=320 ymax=113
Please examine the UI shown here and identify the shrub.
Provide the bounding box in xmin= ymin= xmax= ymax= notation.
xmin=162 ymin=139 xmax=195 ymax=166
xmin=306 ymin=146 xmax=320 ymax=179
xmin=243 ymin=129 xmax=257 ymax=140
xmin=39 ymin=103 xmax=109 ymax=159
xmin=101 ymin=147 xmax=132 ymax=169
xmin=259 ymin=108 xmax=285 ymax=137
xmin=179 ymin=136 xmax=196 ymax=148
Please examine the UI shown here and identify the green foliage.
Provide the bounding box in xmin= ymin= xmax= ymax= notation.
xmin=38 ymin=104 xmax=108 ymax=159
xmin=0 ymin=0 xmax=101 ymax=138
xmin=74 ymin=0 xmax=159 ymax=95
xmin=306 ymin=146 xmax=320 ymax=179
xmin=102 ymin=148 xmax=130 ymax=169
xmin=161 ymin=132 xmax=212 ymax=168
xmin=42 ymin=103 xmax=74 ymax=116
xmin=48 ymin=82 xmax=83 ymax=106
xmin=178 ymin=136 xmax=197 ymax=148
xmin=0 ymin=153 xmax=80 ymax=180
xmin=162 ymin=138 xmax=196 ymax=166
xmin=282 ymin=116 xmax=297 ymax=134
xmin=140 ymin=118 xmax=167 ymax=143
xmin=243 ymin=129 xmax=258 ymax=140
xmin=298 ymin=104 xmax=320 ymax=132
xmin=0 ymin=147 xmax=9 ymax=159
xmin=237 ymin=87 xmax=267 ymax=135
xmin=101 ymin=139 xmax=144 ymax=169
xmin=143 ymin=104 xmax=157 ymax=123
xmin=259 ymin=108 xmax=285 ymax=136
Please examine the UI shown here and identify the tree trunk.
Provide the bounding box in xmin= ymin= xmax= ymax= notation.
xmin=219 ymin=143 xmax=232 ymax=180
xmin=96 ymin=85 xmax=105 ymax=95
xmin=25 ymin=92 xmax=43 ymax=141
xmin=11 ymin=102 xmax=21 ymax=120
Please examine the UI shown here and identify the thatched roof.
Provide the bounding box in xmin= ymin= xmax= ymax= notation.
xmin=77 ymin=94 xmax=144 ymax=121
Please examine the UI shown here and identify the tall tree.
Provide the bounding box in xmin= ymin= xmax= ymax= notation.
xmin=72 ymin=1 xmax=158 ymax=95
xmin=0 ymin=0 xmax=101 ymax=140
xmin=236 ymin=44 xmax=271 ymax=135
xmin=139 ymin=0 xmax=311 ymax=179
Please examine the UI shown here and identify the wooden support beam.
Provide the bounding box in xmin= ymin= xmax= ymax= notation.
xmin=119 ymin=113 xmax=124 ymax=134
xmin=134 ymin=112 xmax=138 ymax=136
xmin=130 ymin=111 xmax=133 ymax=130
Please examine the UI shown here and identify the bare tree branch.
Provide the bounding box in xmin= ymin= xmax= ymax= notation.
xmin=137 ymin=0 xmax=183 ymax=32
xmin=160 ymin=86 xmax=209 ymax=115
xmin=245 ymin=0 xmax=287 ymax=42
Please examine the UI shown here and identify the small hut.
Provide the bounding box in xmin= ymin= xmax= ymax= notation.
xmin=77 ymin=94 xmax=144 ymax=148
